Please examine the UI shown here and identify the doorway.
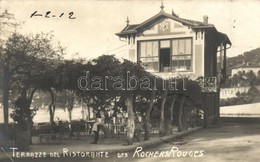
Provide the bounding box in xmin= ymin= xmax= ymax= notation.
xmin=159 ymin=48 xmax=171 ymax=72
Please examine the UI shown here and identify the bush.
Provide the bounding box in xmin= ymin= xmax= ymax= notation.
xmin=220 ymin=86 xmax=260 ymax=106
xmin=10 ymin=96 xmax=37 ymax=131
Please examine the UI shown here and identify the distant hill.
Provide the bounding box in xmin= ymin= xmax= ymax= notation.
xmin=226 ymin=47 xmax=260 ymax=76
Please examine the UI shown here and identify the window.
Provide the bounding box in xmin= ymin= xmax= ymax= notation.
xmin=160 ymin=40 xmax=170 ymax=48
xmin=172 ymin=39 xmax=192 ymax=71
xmin=139 ymin=41 xmax=159 ymax=72
xmin=138 ymin=38 xmax=192 ymax=72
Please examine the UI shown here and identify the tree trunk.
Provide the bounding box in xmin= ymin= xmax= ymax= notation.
xmin=68 ymin=109 xmax=72 ymax=133
xmin=68 ymin=110 xmax=72 ymax=123
xmin=49 ymin=106 xmax=55 ymax=133
xmin=1 ymin=59 xmax=11 ymax=149
xmin=144 ymin=85 xmax=156 ymax=141
xmin=81 ymin=102 xmax=85 ymax=120
xmin=169 ymin=95 xmax=177 ymax=134
xmin=2 ymin=65 xmax=11 ymax=124
xmin=65 ymin=90 xmax=75 ymax=135
xmin=27 ymin=120 xmax=33 ymax=145
xmin=178 ymin=95 xmax=185 ymax=132
xmin=144 ymin=106 xmax=152 ymax=141
xmin=159 ymin=89 xmax=168 ymax=137
xmin=86 ymin=106 xmax=90 ymax=121
xmin=126 ymin=95 xmax=135 ymax=145
xmin=182 ymin=105 xmax=188 ymax=130
xmin=48 ymin=89 xmax=56 ymax=134
xmin=18 ymin=88 xmax=36 ymax=144
xmin=27 ymin=88 xmax=37 ymax=144
xmin=1 ymin=65 xmax=10 ymax=148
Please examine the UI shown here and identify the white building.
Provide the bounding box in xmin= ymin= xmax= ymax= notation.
xmin=115 ymin=5 xmax=231 ymax=80
xmin=115 ymin=4 xmax=232 ymax=126
xmin=231 ymin=62 xmax=260 ymax=76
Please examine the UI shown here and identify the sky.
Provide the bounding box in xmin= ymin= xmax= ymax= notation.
xmin=1 ymin=0 xmax=260 ymax=59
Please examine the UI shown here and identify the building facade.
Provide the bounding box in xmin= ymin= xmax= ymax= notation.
xmin=231 ymin=62 xmax=260 ymax=76
xmin=116 ymin=5 xmax=231 ymax=126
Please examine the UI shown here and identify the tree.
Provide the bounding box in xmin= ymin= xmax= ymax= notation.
xmin=81 ymin=55 xmax=152 ymax=145
xmin=56 ymin=61 xmax=80 ymax=132
xmin=119 ymin=59 xmax=152 ymax=145
xmin=159 ymin=86 xmax=168 ymax=136
xmin=143 ymin=81 xmax=157 ymax=141
xmin=73 ymin=55 xmax=203 ymax=144
xmin=2 ymin=32 xmax=64 ymax=144
xmin=0 ymin=10 xmax=18 ymax=124
xmin=0 ymin=10 xmax=18 ymax=38
xmin=65 ymin=89 xmax=76 ymax=133
xmin=245 ymin=71 xmax=257 ymax=86
xmin=169 ymin=94 xmax=177 ymax=134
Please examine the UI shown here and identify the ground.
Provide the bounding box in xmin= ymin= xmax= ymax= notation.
xmin=2 ymin=121 xmax=260 ymax=162
xmin=220 ymin=102 xmax=260 ymax=117
xmin=132 ymin=122 xmax=260 ymax=162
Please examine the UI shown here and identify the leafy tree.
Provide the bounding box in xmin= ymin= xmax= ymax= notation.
xmin=70 ymin=54 xmax=203 ymax=144
xmin=159 ymin=87 xmax=168 ymax=136
xmin=118 ymin=59 xmax=152 ymax=145
xmin=0 ymin=10 xmax=18 ymax=38
xmin=142 ymin=79 xmax=157 ymax=141
xmin=223 ymin=69 xmax=260 ymax=88
xmin=0 ymin=10 xmax=19 ymax=124
xmin=245 ymin=71 xmax=257 ymax=86
xmin=10 ymin=96 xmax=38 ymax=131
xmin=56 ymin=60 xmax=82 ymax=131
xmin=2 ymin=32 xmax=64 ymax=142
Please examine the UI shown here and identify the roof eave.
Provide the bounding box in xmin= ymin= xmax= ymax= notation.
xmin=136 ymin=11 xmax=197 ymax=30
xmin=191 ymin=25 xmax=215 ymax=29
xmin=217 ymin=32 xmax=232 ymax=45
xmin=115 ymin=30 xmax=137 ymax=37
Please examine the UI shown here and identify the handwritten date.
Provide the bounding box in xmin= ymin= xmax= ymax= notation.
xmin=30 ymin=11 xmax=76 ymax=19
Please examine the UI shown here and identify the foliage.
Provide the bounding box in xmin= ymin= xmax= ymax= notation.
xmin=0 ymin=19 xmax=205 ymax=144
xmin=222 ymin=70 xmax=260 ymax=88
xmin=10 ymin=96 xmax=38 ymax=131
xmin=220 ymin=86 xmax=260 ymax=106
xmin=0 ymin=10 xmax=19 ymax=38
xmin=1 ymin=32 xmax=65 ymax=128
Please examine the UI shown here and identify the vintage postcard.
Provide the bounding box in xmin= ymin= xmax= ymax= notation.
xmin=0 ymin=0 xmax=260 ymax=162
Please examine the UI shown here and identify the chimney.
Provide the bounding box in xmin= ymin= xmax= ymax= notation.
xmin=203 ymin=15 xmax=208 ymax=24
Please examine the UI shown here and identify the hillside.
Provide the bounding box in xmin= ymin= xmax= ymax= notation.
xmin=226 ymin=47 xmax=260 ymax=75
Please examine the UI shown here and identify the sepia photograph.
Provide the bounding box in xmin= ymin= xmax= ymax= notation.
xmin=0 ymin=0 xmax=260 ymax=161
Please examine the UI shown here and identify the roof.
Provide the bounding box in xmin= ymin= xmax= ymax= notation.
xmin=116 ymin=10 xmax=231 ymax=45
xmin=232 ymin=62 xmax=260 ymax=69
xmin=121 ymin=24 xmax=139 ymax=32
xmin=216 ymin=32 xmax=232 ymax=46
